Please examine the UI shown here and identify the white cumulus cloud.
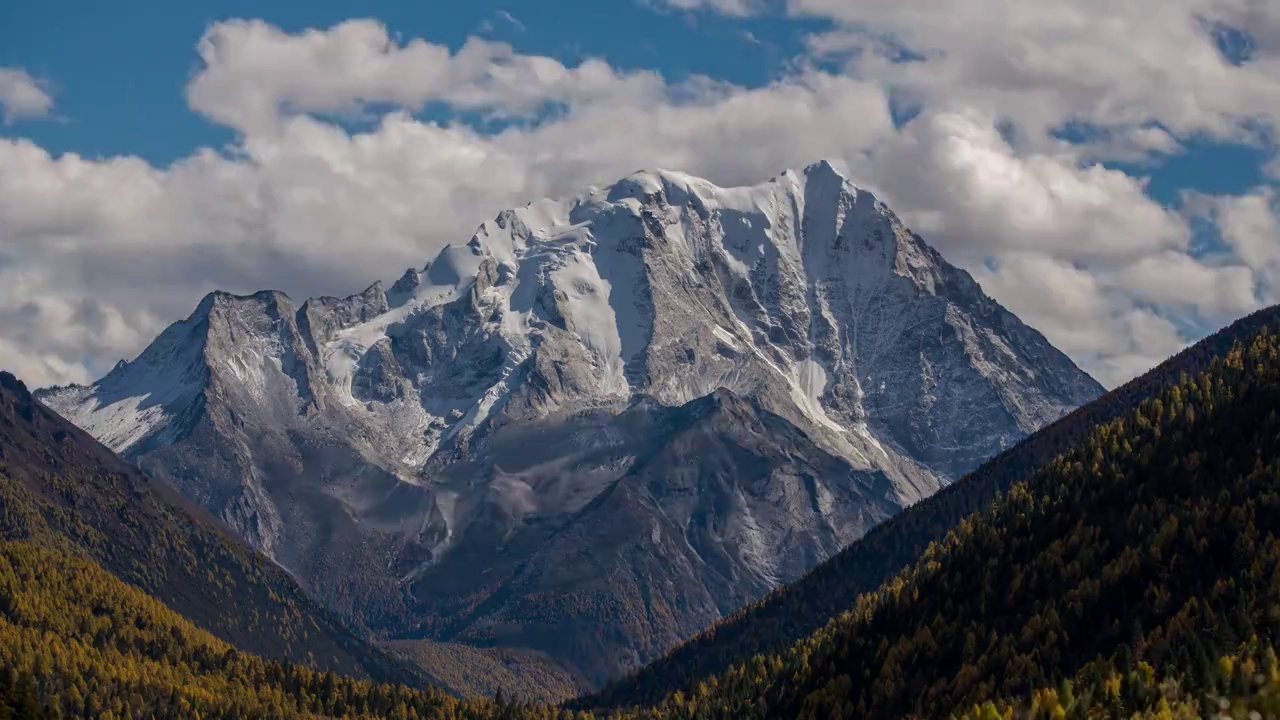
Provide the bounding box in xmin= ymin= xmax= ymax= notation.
xmin=792 ymin=0 xmax=1280 ymax=146
xmin=0 ymin=67 xmax=54 ymax=123
xmin=644 ymin=0 xmax=764 ymax=17
xmin=0 ymin=15 xmax=1276 ymax=390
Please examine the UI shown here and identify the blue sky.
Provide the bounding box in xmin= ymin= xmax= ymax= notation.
xmin=0 ymin=0 xmax=1278 ymax=389
xmin=2 ymin=1 xmax=830 ymax=163
xmin=8 ymin=1 xmax=1267 ymax=199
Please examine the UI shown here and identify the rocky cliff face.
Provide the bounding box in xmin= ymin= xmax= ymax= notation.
xmin=38 ymin=160 xmax=1103 ymax=684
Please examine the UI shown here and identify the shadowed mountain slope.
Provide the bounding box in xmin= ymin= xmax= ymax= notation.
xmin=0 ymin=371 xmax=428 ymax=687
xmin=587 ymin=306 xmax=1280 ymax=710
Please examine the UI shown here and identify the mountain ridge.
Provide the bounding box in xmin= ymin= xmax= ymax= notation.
xmin=585 ymin=303 xmax=1280 ymax=710
xmin=37 ymin=160 xmax=1103 ymax=685
xmin=0 ymin=369 xmax=431 ymax=688
xmin=42 ymin=161 xmax=1100 ymax=481
xmin=584 ymin=305 xmax=1280 ymax=718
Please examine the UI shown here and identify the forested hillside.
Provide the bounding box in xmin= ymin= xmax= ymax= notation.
xmin=0 ymin=540 xmax=464 ymax=719
xmin=0 ymin=372 xmax=424 ymax=686
xmin=590 ymin=316 xmax=1280 ymax=717
xmin=587 ymin=305 xmax=1280 ymax=710
xmin=384 ymin=639 xmax=583 ymax=704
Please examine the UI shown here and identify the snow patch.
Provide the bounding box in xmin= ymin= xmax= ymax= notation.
xmin=550 ymin=251 xmax=631 ymax=394
xmin=788 ymin=358 xmax=844 ymax=434
xmin=711 ymin=325 xmax=741 ymax=349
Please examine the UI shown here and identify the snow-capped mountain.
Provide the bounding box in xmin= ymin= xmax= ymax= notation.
xmin=39 ymin=160 xmax=1103 ymax=685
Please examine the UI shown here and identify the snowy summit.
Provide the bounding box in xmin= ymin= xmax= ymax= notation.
xmin=39 ymin=161 xmax=1103 ymax=681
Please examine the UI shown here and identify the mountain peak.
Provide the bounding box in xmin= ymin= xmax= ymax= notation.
xmin=391 ymin=266 xmax=424 ymax=296
xmin=676 ymin=386 xmax=753 ymax=420
xmin=41 ymin=161 xmax=1103 ymax=686
xmin=192 ymin=288 xmax=293 ymax=322
xmin=49 ymin=160 xmax=1101 ymax=477
xmin=802 ymin=158 xmax=846 ymax=180
xmin=601 ymin=167 xmax=707 ymax=205
xmin=0 ymin=370 xmax=30 ymax=400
